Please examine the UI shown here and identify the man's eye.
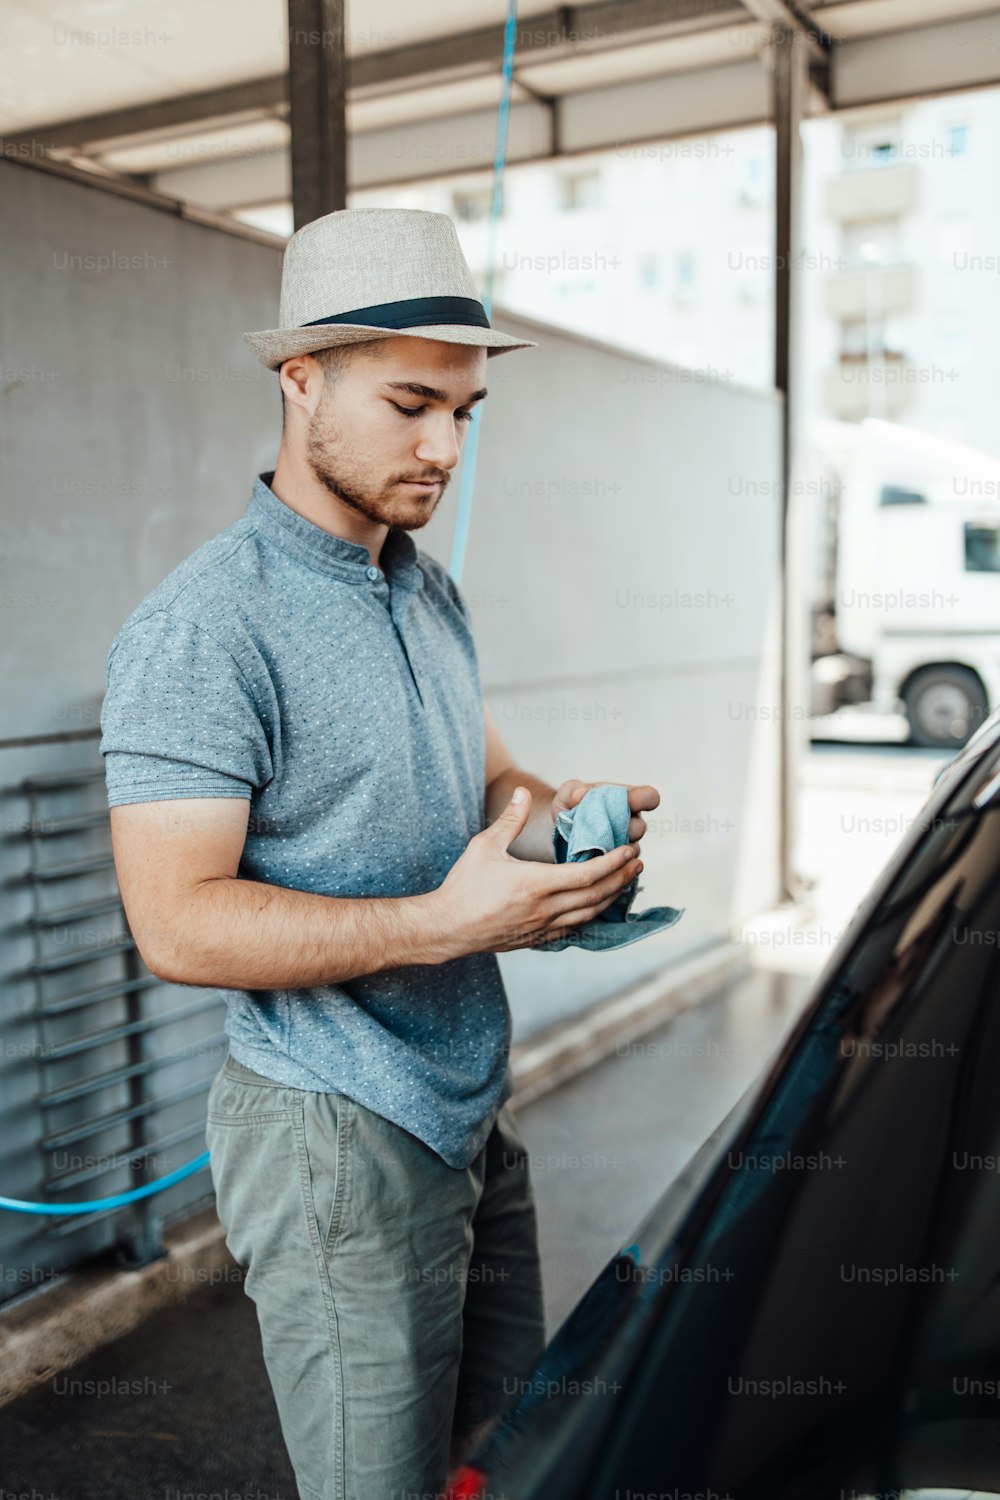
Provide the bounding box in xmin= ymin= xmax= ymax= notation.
xmin=391 ymin=400 xmax=477 ymax=424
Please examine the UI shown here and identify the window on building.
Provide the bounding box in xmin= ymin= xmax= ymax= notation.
xmin=451 ymin=188 xmax=492 ymax=223
xmin=839 ymin=320 xmax=869 ymax=358
xmin=839 ymin=317 xmax=904 ymax=363
xmin=947 ymin=123 xmax=970 ymax=158
xmin=879 ymin=485 xmax=927 ymax=506
xmin=964 ymin=523 xmax=1000 ymax=572
xmin=739 ymin=153 xmax=766 ymax=204
xmin=559 ymin=170 xmax=601 ymax=210
xmin=673 ymin=249 xmax=697 ymax=305
xmin=842 ymin=117 xmax=903 ymax=171
xmin=842 ymin=218 xmax=900 ymax=268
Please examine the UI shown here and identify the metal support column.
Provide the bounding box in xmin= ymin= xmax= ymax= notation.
xmin=287 ymin=0 xmax=347 ymax=229
xmin=771 ymin=24 xmax=810 ymax=904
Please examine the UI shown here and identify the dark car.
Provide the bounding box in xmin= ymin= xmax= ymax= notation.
xmin=452 ymin=705 xmax=1000 ymax=1500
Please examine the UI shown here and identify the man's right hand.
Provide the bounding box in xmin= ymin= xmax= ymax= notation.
xmin=428 ymin=786 xmax=642 ymax=957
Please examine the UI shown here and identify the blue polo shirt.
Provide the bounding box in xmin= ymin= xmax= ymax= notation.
xmin=99 ymin=473 xmax=513 ymax=1168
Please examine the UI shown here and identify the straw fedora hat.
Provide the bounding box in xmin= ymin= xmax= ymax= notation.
xmin=243 ymin=206 xmax=538 ymax=370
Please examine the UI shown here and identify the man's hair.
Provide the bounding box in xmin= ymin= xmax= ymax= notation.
xmin=279 ymin=338 xmax=391 ymax=430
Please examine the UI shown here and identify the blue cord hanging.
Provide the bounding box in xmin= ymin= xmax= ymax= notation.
xmin=448 ymin=0 xmax=519 ymax=587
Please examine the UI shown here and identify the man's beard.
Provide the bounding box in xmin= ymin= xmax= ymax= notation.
xmin=305 ymin=398 xmax=448 ymax=532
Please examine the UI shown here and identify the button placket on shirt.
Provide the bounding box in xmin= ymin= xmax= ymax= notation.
xmin=366 ymin=564 xmax=426 ymax=711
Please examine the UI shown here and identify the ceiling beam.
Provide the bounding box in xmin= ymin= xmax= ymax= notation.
xmin=739 ymin=0 xmax=832 ymax=105
xmin=348 ymin=0 xmax=742 ymax=94
xmin=738 ymin=0 xmax=832 ymax=64
xmin=509 ymin=74 xmax=562 ymax=157
xmin=7 ymin=77 xmax=289 ymax=155
xmin=5 ymin=0 xmax=746 ymax=154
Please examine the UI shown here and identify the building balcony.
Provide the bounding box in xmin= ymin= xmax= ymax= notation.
xmin=822 ymin=262 xmax=917 ymax=320
xmin=822 ymin=352 xmax=915 ymax=419
xmin=823 ymin=163 xmax=919 ymax=222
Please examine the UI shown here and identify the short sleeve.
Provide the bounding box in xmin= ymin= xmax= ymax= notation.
xmin=99 ymin=610 xmax=274 ymax=807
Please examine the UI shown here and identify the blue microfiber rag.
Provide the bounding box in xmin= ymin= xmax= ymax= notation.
xmin=535 ymin=783 xmax=685 ymax=952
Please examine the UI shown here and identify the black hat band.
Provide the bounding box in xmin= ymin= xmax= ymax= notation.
xmin=302 ymin=295 xmax=491 ymax=332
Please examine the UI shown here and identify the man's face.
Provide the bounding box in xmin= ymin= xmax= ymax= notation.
xmin=302 ymin=337 xmax=488 ymax=533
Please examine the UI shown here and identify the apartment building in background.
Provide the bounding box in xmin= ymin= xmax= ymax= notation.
xmin=341 ymin=84 xmax=1000 ymax=461
xmin=802 ymin=90 xmax=1000 ymax=458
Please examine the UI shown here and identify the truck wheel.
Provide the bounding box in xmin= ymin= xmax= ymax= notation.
xmin=902 ymin=666 xmax=989 ymax=749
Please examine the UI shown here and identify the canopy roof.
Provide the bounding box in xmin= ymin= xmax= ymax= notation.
xmin=3 ymin=0 xmax=999 ymax=220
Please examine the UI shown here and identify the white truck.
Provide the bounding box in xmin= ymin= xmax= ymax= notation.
xmin=806 ymin=418 xmax=1000 ymax=748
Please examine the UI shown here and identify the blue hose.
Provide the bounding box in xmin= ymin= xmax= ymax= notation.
xmin=448 ymin=0 xmax=518 ymax=587
xmin=0 ymin=1151 xmax=210 ymax=1216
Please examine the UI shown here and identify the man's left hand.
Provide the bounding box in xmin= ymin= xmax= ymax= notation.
xmin=550 ymin=780 xmax=661 ymax=849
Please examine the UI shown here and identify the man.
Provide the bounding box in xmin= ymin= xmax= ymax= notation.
xmin=99 ymin=206 xmax=657 ymax=1500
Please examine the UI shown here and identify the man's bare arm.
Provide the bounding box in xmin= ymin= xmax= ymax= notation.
xmin=111 ymin=798 xmax=450 ymax=988
xmin=110 ymin=791 xmax=641 ymax=989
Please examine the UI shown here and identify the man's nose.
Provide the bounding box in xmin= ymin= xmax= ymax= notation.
xmin=414 ymin=415 xmax=462 ymax=471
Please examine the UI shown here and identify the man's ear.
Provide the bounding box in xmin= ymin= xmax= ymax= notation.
xmin=278 ymin=354 xmax=321 ymax=417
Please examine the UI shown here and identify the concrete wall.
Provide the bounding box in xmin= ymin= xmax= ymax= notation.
xmin=0 ymin=160 xmax=286 ymax=1292
xmin=0 ymin=157 xmax=782 ymax=1288
xmin=420 ymin=311 xmax=785 ymax=1032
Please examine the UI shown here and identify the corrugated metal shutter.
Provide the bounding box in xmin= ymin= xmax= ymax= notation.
xmin=0 ymin=739 xmax=225 ymax=1299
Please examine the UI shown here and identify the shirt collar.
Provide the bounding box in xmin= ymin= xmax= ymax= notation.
xmin=247 ymin=472 xmax=423 ymax=594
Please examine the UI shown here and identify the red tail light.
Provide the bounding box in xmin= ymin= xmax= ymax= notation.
xmin=447 ymin=1465 xmax=487 ymax=1499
